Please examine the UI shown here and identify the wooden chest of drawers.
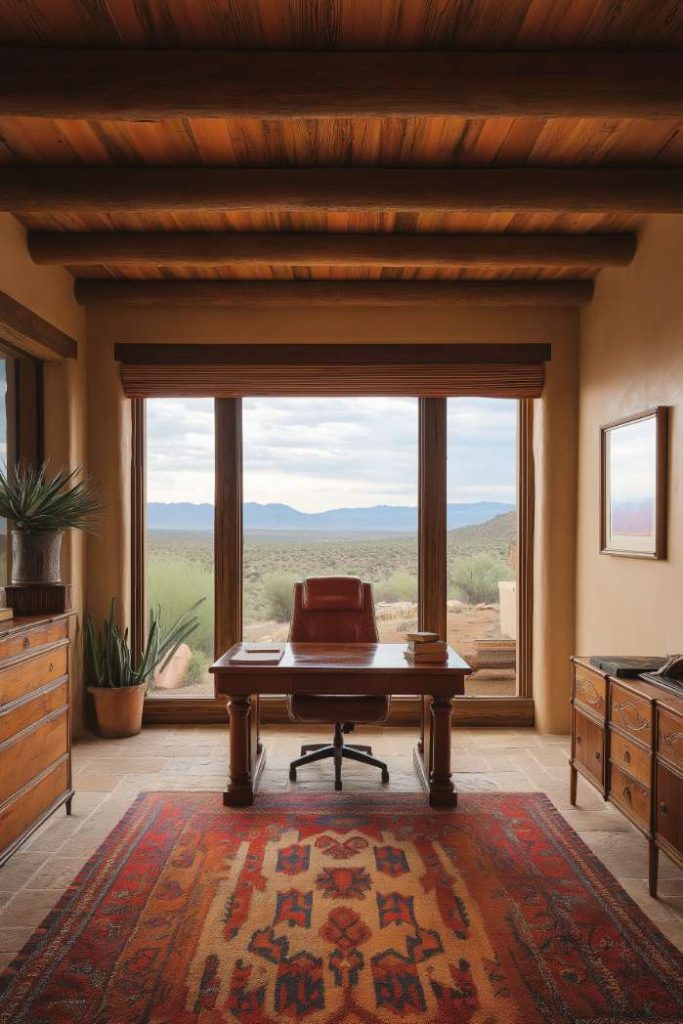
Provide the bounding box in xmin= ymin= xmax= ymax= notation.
xmin=570 ymin=657 xmax=683 ymax=897
xmin=0 ymin=615 xmax=73 ymax=868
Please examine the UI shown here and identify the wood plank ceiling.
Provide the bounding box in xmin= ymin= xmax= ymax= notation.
xmin=0 ymin=0 xmax=681 ymax=301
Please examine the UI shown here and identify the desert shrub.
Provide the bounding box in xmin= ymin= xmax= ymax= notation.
xmin=450 ymin=553 xmax=514 ymax=605
xmin=186 ymin=649 xmax=211 ymax=685
xmin=262 ymin=572 xmax=297 ymax=622
xmin=147 ymin=555 xmax=214 ymax=656
xmin=374 ymin=571 xmax=417 ymax=603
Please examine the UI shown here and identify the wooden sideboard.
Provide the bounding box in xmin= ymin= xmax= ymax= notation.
xmin=570 ymin=657 xmax=682 ymax=897
xmin=0 ymin=614 xmax=73 ymax=867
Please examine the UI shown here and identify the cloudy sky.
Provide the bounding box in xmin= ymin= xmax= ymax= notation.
xmin=146 ymin=396 xmax=517 ymax=511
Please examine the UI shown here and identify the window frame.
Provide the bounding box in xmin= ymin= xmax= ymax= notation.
xmin=136 ymin=396 xmax=534 ymax=726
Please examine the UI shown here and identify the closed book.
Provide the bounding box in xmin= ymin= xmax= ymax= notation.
xmin=405 ymin=631 xmax=440 ymax=643
xmin=407 ymin=640 xmax=446 ymax=655
xmin=404 ymin=650 xmax=448 ymax=664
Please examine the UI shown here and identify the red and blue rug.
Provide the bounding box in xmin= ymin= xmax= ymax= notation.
xmin=0 ymin=792 xmax=681 ymax=1023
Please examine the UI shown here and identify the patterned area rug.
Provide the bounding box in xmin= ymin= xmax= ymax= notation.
xmin=1 ymin=792 xmax=681 ymax=1023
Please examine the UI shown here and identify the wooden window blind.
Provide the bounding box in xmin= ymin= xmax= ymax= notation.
xmin=116 ymin=343 xmax=549 ymax=399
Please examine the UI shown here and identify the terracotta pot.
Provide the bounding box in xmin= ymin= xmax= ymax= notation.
xmin=88 ymin=682 xmax=146 ymax=738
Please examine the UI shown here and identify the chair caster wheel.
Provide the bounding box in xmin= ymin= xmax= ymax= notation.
xmin=289 ymin=768 xmax=297 ymax=781
xmin=335 ymin=781 xmax=342 ymax=791
xmin=381 ymin=770 xmax=389 ymax=783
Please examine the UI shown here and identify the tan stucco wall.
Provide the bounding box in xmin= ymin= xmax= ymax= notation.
xmin=87 ymin=302 xmax=580 ymax=733
xmin=577 ymin=215 xmax=683 ymax=656
xmin=0 ymin=214 xmax=88 ymax=735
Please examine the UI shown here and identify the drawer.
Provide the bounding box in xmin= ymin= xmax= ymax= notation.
xmin=0 ymin=619 xmax=68 ymax=663
xmin=610 ymin=763 xmax=651 ymax=831
xmin=657 ymin=708 xmax=683 ymax=773
xmin=573 ymin=666 xmax=607 ymax=719
xmin=0 ymin=708 xmax=68 ymax=805
xmin=0 ymin=645 xmax=67 ymax=709
xmin=0 ymin=679 xmax=68 ymax=744
xmin=610 ymin=729 xmax=652 ymax=787
xmin=609 ymin=683 xmax=653 ymax=746
xmin=656 ymin=762 xmax=682 ymax=855
xmin=573 ymin=708 xmax=605 ymax=787
xmin=0 ymin=760 xmax=68 ymax=859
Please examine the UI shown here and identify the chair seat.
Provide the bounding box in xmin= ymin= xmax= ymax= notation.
xmin=289 ymin=693 xmax=389 ymax=724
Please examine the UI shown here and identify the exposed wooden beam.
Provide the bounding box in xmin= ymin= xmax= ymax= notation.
xmin=29 ymin=231 xmax=637 ymax=268
xmin=76 ymin=279 xmax=593 ymax=307
xmin=1 ymin=49 xmax=681 ymax=119
xmin=3 ymin=169 xmax=680 ymax=215
xmin=0 ymin=289 xmax=77 ymax=360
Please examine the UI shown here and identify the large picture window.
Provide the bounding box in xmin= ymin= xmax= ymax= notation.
xmin=145 ymin=398 xmax=215 ymax=699
xmin=447 ymin=398 xmax=519 ymax=697
xmin=242 ymin=397 xmax=418 ymax=643
xmin=135 ymin=391 xmax=533 ymax=721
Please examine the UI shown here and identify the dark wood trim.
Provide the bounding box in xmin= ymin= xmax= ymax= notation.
xmin=130 ymin=399 xmax=146 ymax=661
xmin=0 ymin=289 xmax=77 ymax=360
xmin=214 ymin=399 xmax=243 ymax=655
xmin=517 ymin=400 xmax=534 ymax=699
xmin=418 ymin=399 xmax=448 ymax=642
xmin=600 ymin=406 xmax=669 ymax=559
xmin=115 ymin=343 xmax=551 ymax=367
xmin=79 ymin=279 xmax=593 ymax=307
xmin=30 ymin=232 xmax=637 ymax=268
xmin=2 ymin=50 xmax=680 ymax=119
xmin=5 ymin=168 xmax=680 ymax=215
xmin=418 ymin=398 xmax=448 ymax=766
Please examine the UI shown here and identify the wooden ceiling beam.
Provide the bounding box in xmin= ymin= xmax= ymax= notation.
xmin=29 ymin=231 xmax=637 ymax=268
xmin=1 ymin=49 xmax=681 ymax=119
xmin=3 ymin=169 xmax=681 ymax=215
xmin=74 ymin=279 xmax=593 ymax=307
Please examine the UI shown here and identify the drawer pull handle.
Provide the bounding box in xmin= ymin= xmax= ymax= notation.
xmin=623 ymin=786 xmax=632 ymax=801
xmin=659 ymin=802 xmax=668 ymax=815
xmin=594 ymin=751 xmax=601 ymax=762
xmin=576 ymin=735 xmax=582 ymax=745
xmin=623 ymin=750 xmax=631 ymax=765
xmin=48 ymin=662 xmax=54 ymax=672
xmin=22 ymin=636 xmax=30 ymax=649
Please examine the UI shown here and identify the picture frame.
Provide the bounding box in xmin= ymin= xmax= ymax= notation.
xmin=600 ymin=406 xmax=669 ymax=559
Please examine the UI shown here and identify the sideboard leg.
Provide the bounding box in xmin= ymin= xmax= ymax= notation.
xmin=648 ymin=841 xmax=658 ymax=898
xmin=569 ymin=764 xmax=577 ymax=806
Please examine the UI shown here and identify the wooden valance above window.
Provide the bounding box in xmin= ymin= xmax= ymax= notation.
xmin=115 ymin=343 xmax=550 ymax=399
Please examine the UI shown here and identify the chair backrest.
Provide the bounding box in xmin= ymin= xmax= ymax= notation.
xmin=288 ymin=576 xmax=379 ymax=643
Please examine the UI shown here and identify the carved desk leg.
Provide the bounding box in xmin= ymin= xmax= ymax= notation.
xmin=429 ymin=695 xmax=457 ymax=808
xmin=224 ymin=695 xmax=254 ymax=807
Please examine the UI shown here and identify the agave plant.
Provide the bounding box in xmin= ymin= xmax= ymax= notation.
xmin=85 ymin=598 xmax=205 ymax=689
xmin=0 ymin=462 xmax=99 ymax=532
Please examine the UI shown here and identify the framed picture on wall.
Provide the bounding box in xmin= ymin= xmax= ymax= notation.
xmin=600 ymin=406 xmax=669 ymax=559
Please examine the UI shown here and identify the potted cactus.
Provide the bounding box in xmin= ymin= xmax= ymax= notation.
xmin=85 ymin=598 xmax=204 ymax=737
xmin=0 ymin=462 xmax=99 ymax=584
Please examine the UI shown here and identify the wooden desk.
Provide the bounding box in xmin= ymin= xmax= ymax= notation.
xmin=211 ymin=642 xmax=471 ymax=808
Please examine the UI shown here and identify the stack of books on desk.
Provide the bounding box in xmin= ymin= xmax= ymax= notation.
xmin=404 ymin=631 xmax=448 ymax=664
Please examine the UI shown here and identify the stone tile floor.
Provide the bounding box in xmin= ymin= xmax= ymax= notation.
xmin=0 ymin=725 xmax=681 ymax=968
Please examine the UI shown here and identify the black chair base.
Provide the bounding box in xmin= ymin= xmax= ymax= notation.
xmin=289 ymin=721 xmax=389 ymax=791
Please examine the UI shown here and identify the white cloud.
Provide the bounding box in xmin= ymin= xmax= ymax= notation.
xmin=146 ymin=396 xmax=518 ymax=509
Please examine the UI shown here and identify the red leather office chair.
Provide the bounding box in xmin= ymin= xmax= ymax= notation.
xmin=288 ymin=576 xmax=390 ymax=791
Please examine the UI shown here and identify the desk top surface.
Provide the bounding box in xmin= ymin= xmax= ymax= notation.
xmin=212 ymin=642 xmax=471 ymax=674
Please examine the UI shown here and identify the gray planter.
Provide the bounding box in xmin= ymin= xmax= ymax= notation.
xmin=11 ymin=529 xmax=63 ymax=584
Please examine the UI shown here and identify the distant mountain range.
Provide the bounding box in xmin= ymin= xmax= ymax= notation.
xmin=147 ymin=501 xmax=514 ymax=533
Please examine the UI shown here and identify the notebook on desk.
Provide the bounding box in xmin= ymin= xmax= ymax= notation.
xmin=229 ymin=643 xmax=285 ymax=665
